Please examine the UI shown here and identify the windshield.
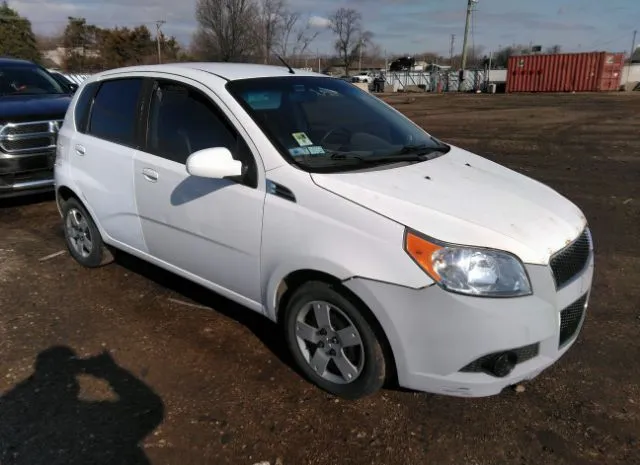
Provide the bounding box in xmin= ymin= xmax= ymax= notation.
xmin=0 ymin=65 xmax=68 ymax=96
xmin=226 ymin=76 xmax=448 ymax=172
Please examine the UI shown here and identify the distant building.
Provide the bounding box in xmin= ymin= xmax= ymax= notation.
xmin=42 ymin=47 xmax=101 ymax=67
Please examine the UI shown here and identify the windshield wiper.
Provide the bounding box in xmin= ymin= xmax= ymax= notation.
xmin=397 ymin=143 xmax=449 ymax=156
xmin=329 ymin=152 xmax=367 ymax=160
xmin=302 ymin=145 xmax=448 ymax=167
xmin=327 ymin=151 xmax=431 ymax=165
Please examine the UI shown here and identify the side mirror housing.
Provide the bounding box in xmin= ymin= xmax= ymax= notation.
xmin=186 ymin=147 xmax=242 ymax=179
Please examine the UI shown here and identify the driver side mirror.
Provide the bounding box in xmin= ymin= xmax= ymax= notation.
xmin=67 ymin=83 xmax=79 ymax=94
xmin=186 ymin=147 xmax=242 ymax=179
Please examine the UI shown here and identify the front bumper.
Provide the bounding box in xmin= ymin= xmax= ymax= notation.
xmin=344 ymin=254 xmax=594 ymax=397
xmin=0 ymin=152 xmax=55 ymax=198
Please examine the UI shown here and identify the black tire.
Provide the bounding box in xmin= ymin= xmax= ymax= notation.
xmin=284 ymin=281 xmax=386 ymax=399
xmin=62 ymin=197 xmax=108 ymax=268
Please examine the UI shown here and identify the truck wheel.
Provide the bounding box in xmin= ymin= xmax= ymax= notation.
xmin=284 ymin=281 xmax=386 ymax=399
xmin=62 ymin=197 xmax=109 ymax=267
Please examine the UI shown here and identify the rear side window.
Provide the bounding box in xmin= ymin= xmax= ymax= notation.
xmin=74 ymin=82 xmax=99 ymax=133
xmin=88 ymin=78 xmax=143 ymax=147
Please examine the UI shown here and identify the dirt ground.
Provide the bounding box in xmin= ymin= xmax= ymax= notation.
xmin=1 ymin=93 xmax=639 ymax=465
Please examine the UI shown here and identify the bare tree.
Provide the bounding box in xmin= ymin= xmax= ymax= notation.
xmin=329 ymin=8 xmax=362 ymax=76
xmin=277 ymin=12 xmax=320 ymax=59
xmin=292 ymin=16 xmax=320 ymax=58
xmin=278 ymin=11 xmax=298 ymax=58
xmin=195 ymin=0 xmax=259 ymax=62
xmin=259 ymin=0 xmax=285 ymax=63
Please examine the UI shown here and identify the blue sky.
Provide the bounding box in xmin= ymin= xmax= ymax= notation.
xmin=11 ymin=0 xmax=640 ymax=57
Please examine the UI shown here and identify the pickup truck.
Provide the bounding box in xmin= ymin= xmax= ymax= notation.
xmin=0 ymin=57 xmax=77 ymax=199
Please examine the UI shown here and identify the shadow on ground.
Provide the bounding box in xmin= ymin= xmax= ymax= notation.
xmin=114 ymin=251 xmax=295 ymax=373
xmin=0 ymin=346 xmax=164 ymax=465
xmin=0 ymin=192 xmax=55 ymax=209
xmin=114 ymin=251 xmax=406 ymax=393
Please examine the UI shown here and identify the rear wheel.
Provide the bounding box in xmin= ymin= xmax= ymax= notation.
xmin=284 ymin=281 xmax=386 ymax=399
xmin=62 ymin=197 xmax=109 ymax=267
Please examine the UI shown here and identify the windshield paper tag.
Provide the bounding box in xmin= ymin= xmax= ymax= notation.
xmin=292 ymin=132 xmax=313 ymax=146
xmin=307 ymin=146 xmax=325 ymax=155
xmin=289 ymin=147 xmax=310 ymax=157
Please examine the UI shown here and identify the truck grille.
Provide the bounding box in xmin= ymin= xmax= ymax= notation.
xmin=0 ymin=120 xmax=63 ymax=155
xmin=559 ymin=293 xmax=588 ymax=347
xmin=549 ymin=228 xmax=591 ymax=289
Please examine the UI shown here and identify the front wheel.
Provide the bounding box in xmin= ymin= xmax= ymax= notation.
xmin=284 ymin=281 xmax=386 ymax=399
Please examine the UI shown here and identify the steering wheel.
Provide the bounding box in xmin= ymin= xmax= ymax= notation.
xmin=319 ymin=125 xmax=353 ymax=146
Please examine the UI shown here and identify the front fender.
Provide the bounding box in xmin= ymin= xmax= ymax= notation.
xmin=263 ymin=258 xmax=357 ymax=320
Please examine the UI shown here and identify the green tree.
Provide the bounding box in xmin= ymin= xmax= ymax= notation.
xmin=0 ymin=1 xmax=41 ymax=62
xmin=100 ymin=26 xmax=155 ymax=68
xmin=62 ymin=17 xmax=103 ymax=72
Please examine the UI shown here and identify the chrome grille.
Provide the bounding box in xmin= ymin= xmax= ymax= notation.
xmin=0 ymin=120 xmax=63 ymax=155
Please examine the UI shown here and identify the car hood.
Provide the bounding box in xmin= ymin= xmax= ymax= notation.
xmin=311 ymin=145 xmax=587 ymax=265
xmin=0 ymin=94 xmax=72 ymax=124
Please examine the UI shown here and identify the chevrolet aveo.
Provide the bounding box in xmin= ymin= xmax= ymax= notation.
xmin=54 ymin=63 xmax=594 ymax=399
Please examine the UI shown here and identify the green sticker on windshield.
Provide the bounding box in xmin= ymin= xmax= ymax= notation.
xmin=292 ymin=132 xmax=313 ymax=146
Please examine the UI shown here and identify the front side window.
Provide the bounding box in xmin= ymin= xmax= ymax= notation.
xmin=88 ymin=78 xmax=143 ymax=146
xmin=147 ymin=81 xmax=237 ymax=164
xmin=146 ymin=80 xmax=257 ymax=187
xmin=226 ymin=76 xmax=449 ymax=172
xmin=0 ymin=64 xmax=67 ymax=96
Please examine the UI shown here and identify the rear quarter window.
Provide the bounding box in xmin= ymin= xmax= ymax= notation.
xmin=88 ymin=78 xmax=143 ymax=147
xmin=73 ymin=82 xmax=99 ymax=133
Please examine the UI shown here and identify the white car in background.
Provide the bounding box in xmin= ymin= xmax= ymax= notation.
xmin=54 ymin=63 xmax=594 ymax=399
xmin=351 ymin=71 xmax=374 ymax=84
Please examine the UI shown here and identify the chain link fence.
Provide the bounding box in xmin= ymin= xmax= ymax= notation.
xmin=384 ymin=69 xmax=507 ymax=93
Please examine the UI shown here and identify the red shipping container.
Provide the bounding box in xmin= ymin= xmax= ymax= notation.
xmin=506 ymin=52 xmax=625 ymax=92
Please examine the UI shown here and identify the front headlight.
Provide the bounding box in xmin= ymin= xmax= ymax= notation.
xmin=404 ymin=230 xmax=532 ymax=297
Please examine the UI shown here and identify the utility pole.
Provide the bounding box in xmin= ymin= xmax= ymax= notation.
xmin=460 ymin=0 xmax=476 ymax=70
xmin=449 ymin=34 xmax=456 ymax=67
xmin=155 ymin=20 xmax=166 ymax=64
xmin=627 ymin=30 xmax=637 ymax=89
xmin=358 ymin=35 xmax=363 ymax=72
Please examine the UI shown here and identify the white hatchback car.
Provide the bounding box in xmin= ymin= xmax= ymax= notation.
xmin=54 ymin=63 xmax=594 ymax=399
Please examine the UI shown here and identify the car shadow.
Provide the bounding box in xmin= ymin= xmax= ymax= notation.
xmin=0 ymin=346 xmax=164 ymax=465
xmin=114 ymin=251 xmax=296 ymax=374
xmin=170 ymin=177 xmax=234 ymax=206
xmin=0 ymin=191 xmax=55 ymax=208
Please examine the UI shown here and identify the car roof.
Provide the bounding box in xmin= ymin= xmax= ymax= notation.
xmin=0 ymin=57 xmax=37 ymax=66
xmin=96 ymin=62 xmax=326 ymax=82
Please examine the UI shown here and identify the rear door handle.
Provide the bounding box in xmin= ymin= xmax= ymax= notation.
xmin=75 ymin=144 xmax=85 ymax=156
xmin=142 ymin=168 xmax=158 ymax=182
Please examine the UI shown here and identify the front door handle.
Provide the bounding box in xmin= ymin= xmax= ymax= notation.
xmin=75 ymin=144 xmax=85 ymax=156
xmin=142 ymin=168 xmax=158 ymax=183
